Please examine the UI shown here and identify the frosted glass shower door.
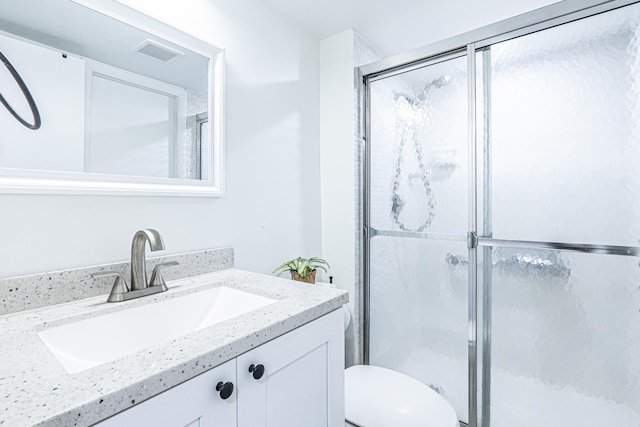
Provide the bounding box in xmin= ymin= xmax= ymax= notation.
xmin=481 ymin=3 xmax=640 ymax=426
xmin=368 ymin=54 xmax=469 ymax=422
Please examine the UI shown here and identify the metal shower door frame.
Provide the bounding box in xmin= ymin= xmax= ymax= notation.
xmin=359 ymin=1 xmax=640 ymax=426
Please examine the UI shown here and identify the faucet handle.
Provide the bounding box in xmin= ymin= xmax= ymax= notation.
xmin=149 ymin=261 xmax=179 ymax=289
xmin=92 ymin=271 xmax=129 ymax=303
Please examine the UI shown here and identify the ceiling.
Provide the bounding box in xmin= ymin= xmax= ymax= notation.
xmin=261 ymin=0 xmax=560 ymax=58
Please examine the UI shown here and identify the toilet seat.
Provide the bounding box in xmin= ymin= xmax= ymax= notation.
xmin=345 ymin=365 xmax=459 ymax=427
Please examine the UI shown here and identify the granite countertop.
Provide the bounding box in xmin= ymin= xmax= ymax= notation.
xmin=0 ymin=269 xmax=348 ymax=426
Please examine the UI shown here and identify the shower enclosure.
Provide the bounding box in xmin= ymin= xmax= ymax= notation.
xmin=361 ymin=1 xmax=640 ymax=426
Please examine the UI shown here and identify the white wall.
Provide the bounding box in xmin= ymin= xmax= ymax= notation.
xmin=319 ymin=30 xmax=355 ymax=299
xmin=0 ymin=0 xmax=321 ymax=278
xmin=319 ymin=30 xmax=357 ymax=364
xmin=319 ymin=30 xmax=381 ymax=365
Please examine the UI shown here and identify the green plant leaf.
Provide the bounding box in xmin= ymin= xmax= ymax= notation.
xmin=272 ymin=258 xmax=297 ymax=274
xmin=309 ymin=257 xmax=330 ymax=268
xmin=298 ymin=259 xmax=309 ymax=277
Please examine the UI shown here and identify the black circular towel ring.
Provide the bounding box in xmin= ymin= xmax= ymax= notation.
xmin=0 ymin=50 xmax=41 ymax=130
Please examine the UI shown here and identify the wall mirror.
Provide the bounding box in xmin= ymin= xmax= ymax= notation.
xmin=0 ymin=0 xmax=224 ymax=196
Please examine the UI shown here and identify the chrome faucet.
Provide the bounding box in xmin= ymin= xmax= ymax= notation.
xmin=92 ymin=229 xmax=178 ymax=303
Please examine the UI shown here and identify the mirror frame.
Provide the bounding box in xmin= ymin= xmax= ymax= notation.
xmin=0 ymin=0 xmax=225 ymax=197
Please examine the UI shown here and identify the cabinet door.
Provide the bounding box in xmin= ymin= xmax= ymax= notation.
xmin=237 ymin=309 xmax=344 ymax=427
xmin=97 ymin=359 xmax=237 ymax=427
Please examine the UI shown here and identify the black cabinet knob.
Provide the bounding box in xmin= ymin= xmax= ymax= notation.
xmin=215 ymin=381 xmax=234 ymax=400
xmin=248 ymin=363 xmax=265 ymax=380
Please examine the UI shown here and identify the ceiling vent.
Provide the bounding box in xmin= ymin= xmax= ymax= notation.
xmin=133 ymin=39 xmax=184 ymax=62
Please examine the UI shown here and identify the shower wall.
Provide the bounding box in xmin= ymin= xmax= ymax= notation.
xmin=366 ymin=2 xmax=640 ymax=426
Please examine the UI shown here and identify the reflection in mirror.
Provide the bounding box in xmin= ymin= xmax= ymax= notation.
xmin=0 ymin=0 xmax=223 ymax=194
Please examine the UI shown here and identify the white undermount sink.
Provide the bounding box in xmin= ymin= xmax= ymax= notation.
xmin=37 ymin=286 xmax=277 ymax=374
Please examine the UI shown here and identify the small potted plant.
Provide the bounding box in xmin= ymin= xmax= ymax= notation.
xmin=273 ymin=256 xmax=330 ymax=284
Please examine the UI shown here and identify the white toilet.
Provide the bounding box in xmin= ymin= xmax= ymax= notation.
xmin=342 ymin=307 xmax=459 ymax=427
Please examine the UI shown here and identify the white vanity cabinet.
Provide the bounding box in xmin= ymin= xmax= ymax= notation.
xmin=96 ymin=309 xmax=344 ymax=426
xmin=97 ymin=359 xmax=237 ymax=426
xmin=236 ymin=308 xmax=344 ymax=427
